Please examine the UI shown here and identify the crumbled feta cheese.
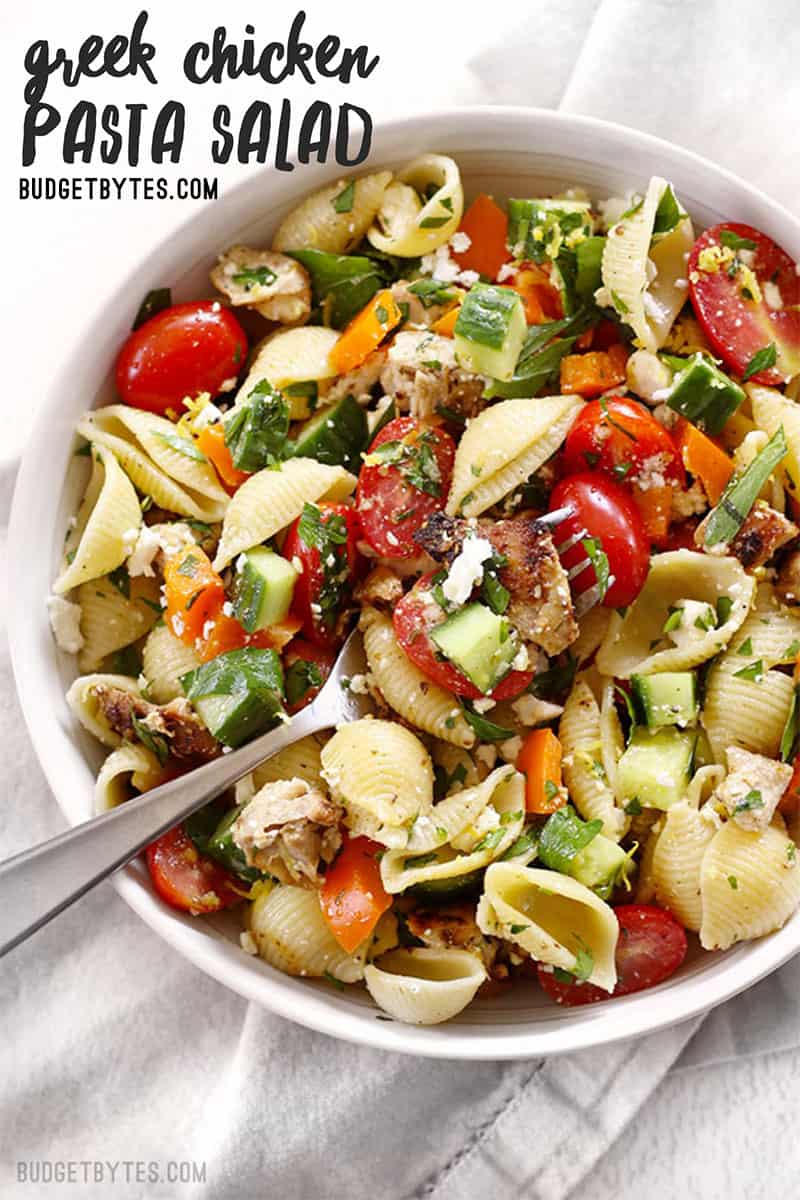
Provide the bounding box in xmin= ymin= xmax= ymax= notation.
xmin=597 ymin=190 xmax=641 ymax=231
xmin=236 ymin=555 xmax=248 ymax=572
xmin=764 ymin=280 xmax=784 ymax=311
xmin=420 ymin=242 xmax=479 ymax=287
xmin=202 ymin=619 xmax=215 ymax=640
xmin=672 ymin=481 xmax=708 ymax=520
xmin=222 ymin=601 xmax=234 ymax=617
xmin=171 ymin=613 xmax=185 ymax=637
xmin=635 ymin=452 xmax=672 ymax=492
xmin=475 ymin=745 xmax=498 ymax=771
xmin=498 ymin=735 xmax=523 ymax=764
xmin=126 ymin=525 xmax=162 ymax=577
xmin=240 ymin=930 xmax=258 ymax=955
xmin=121 ymin=527 xmax=139 ymax=556
xmin=218 ymin=377 xmax=238 ymax=393
xmin=449 ymin=231 xmax=471 ymax=254
xmin=626 ymin=350 xmax=673 ymax=403
xmin=193 ymin=401 xmax=224 ymax=431
xmin=441 ymin=535 xmax=494 ymax=606
xmin=512 ymin=694 xmax=564 ymax=726
xmin=511 ymin=643 xmax=530 ymax=672
xmin=666 ymin=599 xmax=716 ymax=651
xmin=496 ymin=262 xmax=516 ymax=282
xmin=472 ymin=697 xmax=496 ymax=714
xmin=47 ymin=595 xmax=84 ymax=654
xmin=348 ymin=673 xmax=370 ymax=695
xmin=211 ymin=300 xmax=222 ymax=313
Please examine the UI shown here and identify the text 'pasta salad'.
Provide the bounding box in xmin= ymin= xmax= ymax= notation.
xmin=50 ymin=154 xmax=800 ymax=1024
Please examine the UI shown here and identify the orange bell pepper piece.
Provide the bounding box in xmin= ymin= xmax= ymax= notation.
xmin=673 ymin=419 xmax=734 ymax=505
xmin=451 ymin=193 xmax=511 ymax=279
xmin=320 ymin=836 xmax=391 ymax=953
xmin=632 ymin=482 xmax=673 ymax=545
xmin=328 ymin=289 xmax=403 ymax=375
xmin=197 ymin=424 xmax=249 ymax=493
xmin=163 ymin=545 xmax=226 ymax=647
xmin=509 ymin=262 xmax=563 ymax=324
xmin=517 ymin=728 xmax=565 ymax=814
xmin=431 ymin=304 xmax=461 ymax=337
xmin=559 ymin=344 xmax=629 ymax=399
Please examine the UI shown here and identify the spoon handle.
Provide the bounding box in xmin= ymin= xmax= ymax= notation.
xmin=0 ymin=702 xmax=324 ymax=958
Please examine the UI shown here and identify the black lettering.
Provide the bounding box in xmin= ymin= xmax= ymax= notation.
xmin=297 ymin=102 xmax=331 ymax=164
xmin=315 ymin=35 xmax=341 ymax=77
xmin=275 ymin=98 xmax=294 ymax=171
xmin=283 ymin=11 xmax=314 ymax=85
xmin=21 ymin=102 xmax=59 ymax=166
xmin=23 ymin=41 xmax=66 ymax=104
xmin=238 ymin=101 xmax=271 ymax=164
xmin=211 ymin=104 xmax=233 ymax=163
xmin=335 ymin=104 xmax=371 ymax=166
xmin=76 ymin=34 xmax=104 ymax=78
xmin=99 ymin=105 xmax=122 ymax=163
xmin=126 ymin=103 xmax=146 ymax=166
xmin=64 ymin=101 xmax=96 ymax=163
xmin=128 ymin=11 xmax=158 ymax=86
xmin=153 ymin=101 xmax=185 ymax=163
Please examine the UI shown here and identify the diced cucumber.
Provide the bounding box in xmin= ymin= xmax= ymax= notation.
xmin=632 ymin=672 xmax=698 ymax=730
xmin=571 ymin=836 xmax=630 ymax=901
xmin=454 ymin=284 xmax=527 ymax=381
xmin=575 ymin=236 xmax=606 ymax=297
xmin=289 ymin=393 xmax=369 ymax=473
xmin=661 ymin=352 xmax=745 ymax=434
xmin=617 ymin=727 xmax=697 ymax=811
xmin=507 ymin=198 xmax=593 ymax=262
xmin=232 ymin=546 xmax=298 ymax=633
xmin=430 ymin=602 xmax=518 ymax=695
xmin=410 ymin=867 xmax=485 ymax=902
xmin=182 ymin=648 xmax=285 ymax=748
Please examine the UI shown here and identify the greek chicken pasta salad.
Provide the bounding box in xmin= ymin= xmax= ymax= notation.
xmin=48 ymin=154 xmax=800 ymax=1025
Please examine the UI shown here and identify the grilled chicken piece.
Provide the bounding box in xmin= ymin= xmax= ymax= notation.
xmin=92 ymin=687 xmax=220 ymax=762
xmin=231 ymin=778 xmax=343 ymax=886
xmin=697 ymin=500 xmax=798 ymax=569
xmin=323 ymin=348 xmax=387 ymax=406
xmin=389 ymin=280 xmax=465 ymax=329
xmin=354 ymin=565 xmax=404 ymax=611
xmin=776 ymin=549 xmax=800 ymax=604
xmin=211 ymin=245 xmax=311 ymax=324
xmin=414 ymin=512 xmax=578 ymax=656
xmin=406 ymin=904 xmax=497 ymax=969
xmin=380 ymin=330 xmax=485 ymax=421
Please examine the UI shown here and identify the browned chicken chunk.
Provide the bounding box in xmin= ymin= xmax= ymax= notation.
xmin=231 ymin=778 xmax=343 ymax=886
xmin=696 ymin=500 xmax=798 ymax=569
xmin=92 ymin=687 xmax=220 ymax=762
xmin=380 ymin=330 xmax=486 ymax=421
xmin=414 ymin=511 xmax=578 ymax=656
xmin=406 ymin=904 xmax=497 ymax=969
xmin=777 ymin=548 xmax=800 ymax=604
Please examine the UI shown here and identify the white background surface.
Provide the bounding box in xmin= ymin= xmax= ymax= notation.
xmin=3 ymin=2 xmax=800 ymax=1196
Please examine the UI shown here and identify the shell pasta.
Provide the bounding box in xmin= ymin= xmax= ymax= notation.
xmin=48 ymin=156 xmax=800 ymax=1023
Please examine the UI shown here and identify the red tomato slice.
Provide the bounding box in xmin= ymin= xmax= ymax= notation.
xmin=116 ymin=301 xmax=247 ymax=416
xmin=393 ymin=573 xmax=534 ymax=700
xmin=562 ymin=396 xmax=685 ymax=490
xmin=537 ymin=904 xmax=688 ymax=1006
xmin=320 ymin=836 xmax=392 ymax=953
xmin=357 ymin=417 xmax=456 ymax=558
xmin=688 ymin=223 xmax=800 ymax=385
xmin=550 ymin=473 xmax=650 ymax=608
xmin=283 ymin=639 xmax=336 ymax=713
xmin=146 ymin=824 xmax=241 ymax=915
xmin=283 ymin=503 xmax=362 ymax=649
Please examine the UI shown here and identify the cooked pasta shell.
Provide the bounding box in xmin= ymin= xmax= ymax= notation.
xmin=360 ymin=607 xmax=474 ymax=747
xmin=141 ymin=622 xmax=201 ymax=703
xmin=651 ymin=801 xmax=717 ymax=931
xmin=235 ymin=734 xmax=327 ymax=808
xmin=249 ymin=884 xmax=366 ymax=982
xmin=364 ymin=948 xmax=486 ymax=1024
xmin=236 ymin=327 xmax=341 ymax=420
xmin=571 ymin=606 xmax=612 ymax=666
xmin=703 ymin=660 xmax=794 ymax=760
xmin=321 ymin=719 xmax=434 ymax=846
xmin=601 ymin=176 xmax=693 ymax=352
xmin=66 ymin=673 xmax=142 ymax=747
xmin=94 ymin=742 xmax=167 ymax=813
xmin=560 ymin=677 xmax=628 ymax=841
xmin=446 ymin=394 xmax=584 ymax=517
xmin=599 ymin=677 xmax=625 ymax=798
xmin=77 ymin=574 xmax=161 ymax=672
xmin=54 ymin=446 xmax=142 ymax=594
xmin=430 ymin=741 xmax=480 ymax=793
xmin=213 ymin=457 xmax=356 ymax=570
xmin=77 ymin=405 xmax=229 ymax=521
xmin=749 ymin=386 xmax=800 ymax=490
xmin=477 ymin=862 xmax=619 ymax=992
xmin=367 ymin=155 xmax=463 ymax=257
xmin=272 ymin=170 xmax=393 ymax=254
xmin=596 ymin=550 xmax=755 ymax=678
xmin=634 ymin=819 xmax=663 ymax=905
xmin=380 ymin=769 xmax=525 ymax=894
xmin=700 ymin=819 xmax=800 ymax=951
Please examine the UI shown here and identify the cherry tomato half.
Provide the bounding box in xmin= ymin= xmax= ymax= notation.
xmin=562 ymin=395 xmax=685 ymax=489
xmin=689 ymin=222 xmax=800 ymax=385
xmin=283 ymin=503 xmax=362 ymax=649
xmin=116 ymin=301 xmax=248 ymax=416
xmin=537 ymin=904 xmax=687 ymax=1006
xmin=283 ymin=639 xmax=336 ymax=714
xmin=145 ymin=824 xmax=241 ymax=914
xmin=550 ymin=473 xmax=650 ymax=608
xmin=393 ymin=572 xmax=534 ymax=700
xmin=357 ymin=417 xmax=456 ymax=559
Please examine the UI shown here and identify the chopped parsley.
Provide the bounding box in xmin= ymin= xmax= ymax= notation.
xmin=331 ymin=181 xmax=355 ymax=213
xmin=153 ymin=430 xmax=208 ymax=463
xmin=285 ymin=659 xmax=324 ymax=708
xmin=732 ymin=660 xmax=764 ymax=682
xmin=727 ymin=875 xmax=739 ymax=890
xmin=364 ymin=431 xmax=442 ymax=497
xmin=610 ymin=290 xmax=630 ymax=315
xmin=108 ymin=565 xmax=131 ymax=598
xmin=131 ymin=714 xmax=170 ymax=766
xmin=734 ymin=788 xmax=764 ymax=814
xmin=571 ymin=936 xmax=594 ymax=982
xmin=297 ymin=503 xmax=351 ymax=630
xmin=624 ymin=796 xmax=643 ymax=816
xmin=407 ymin=278 xmax=456 ymax=308
xmin=581 ymin=535 xmax=611 ymax=602
xmin=742 ymin=342 xmax=778 ymax=383
xmin=232 ymin=264 xmax=278 ymax=290
xmin=737 ymin=638 xmax=753 ymax=656
xmin=719 ymin=230 xmax=757 ymax=252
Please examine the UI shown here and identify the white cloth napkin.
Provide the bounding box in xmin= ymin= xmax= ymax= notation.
xmin=2 ymin=3 xmax=799 ymax=1196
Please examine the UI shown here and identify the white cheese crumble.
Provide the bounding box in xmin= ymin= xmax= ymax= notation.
xmin=512 ymin=694 xmax=564 ymax=726
xmin=498 ymin=735 xmax=523 ymax=764
xmin=475 ymin=745 xmax=498 ymax=771
xmin=193 ymin=401 xmax=224 ymax=431
xmin=347 ymin=673 xmax=370 ymax=695
xmin=449 ymin=231 xmax=472 ymax=254
xmin=240 ymin=930 xmax=258 ymax=956
xmin=763 ymin=280 xmax=784 ymax=311
xmin=441 ymin=535 xmax=494 ymax=606
xmin=126 ymin=525 xmax=162 ymax=577
xmin=420 ymin=242 xmax=479 ymax=287
xmin=121 ymin=527 xmax=140 ymax=556
xmin=472 ymin=696 xmax=496 ymax=714
xmin=715 ymin=746 xmax=792 ymax=833
xmin=47 ymin=595 xmax=84 ymax=654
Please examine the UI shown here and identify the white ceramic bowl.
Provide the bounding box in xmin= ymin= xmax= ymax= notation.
xmin=10 ymin=107 xmax=800 ymax=1059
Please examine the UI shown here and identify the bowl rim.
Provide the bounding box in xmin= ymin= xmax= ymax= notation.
xmin=10 ymin=103 xmax=800 ymax=1059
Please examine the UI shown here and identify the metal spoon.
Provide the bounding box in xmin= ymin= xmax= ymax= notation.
xmin=0 ymin=630 xmax=374 ymax=958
